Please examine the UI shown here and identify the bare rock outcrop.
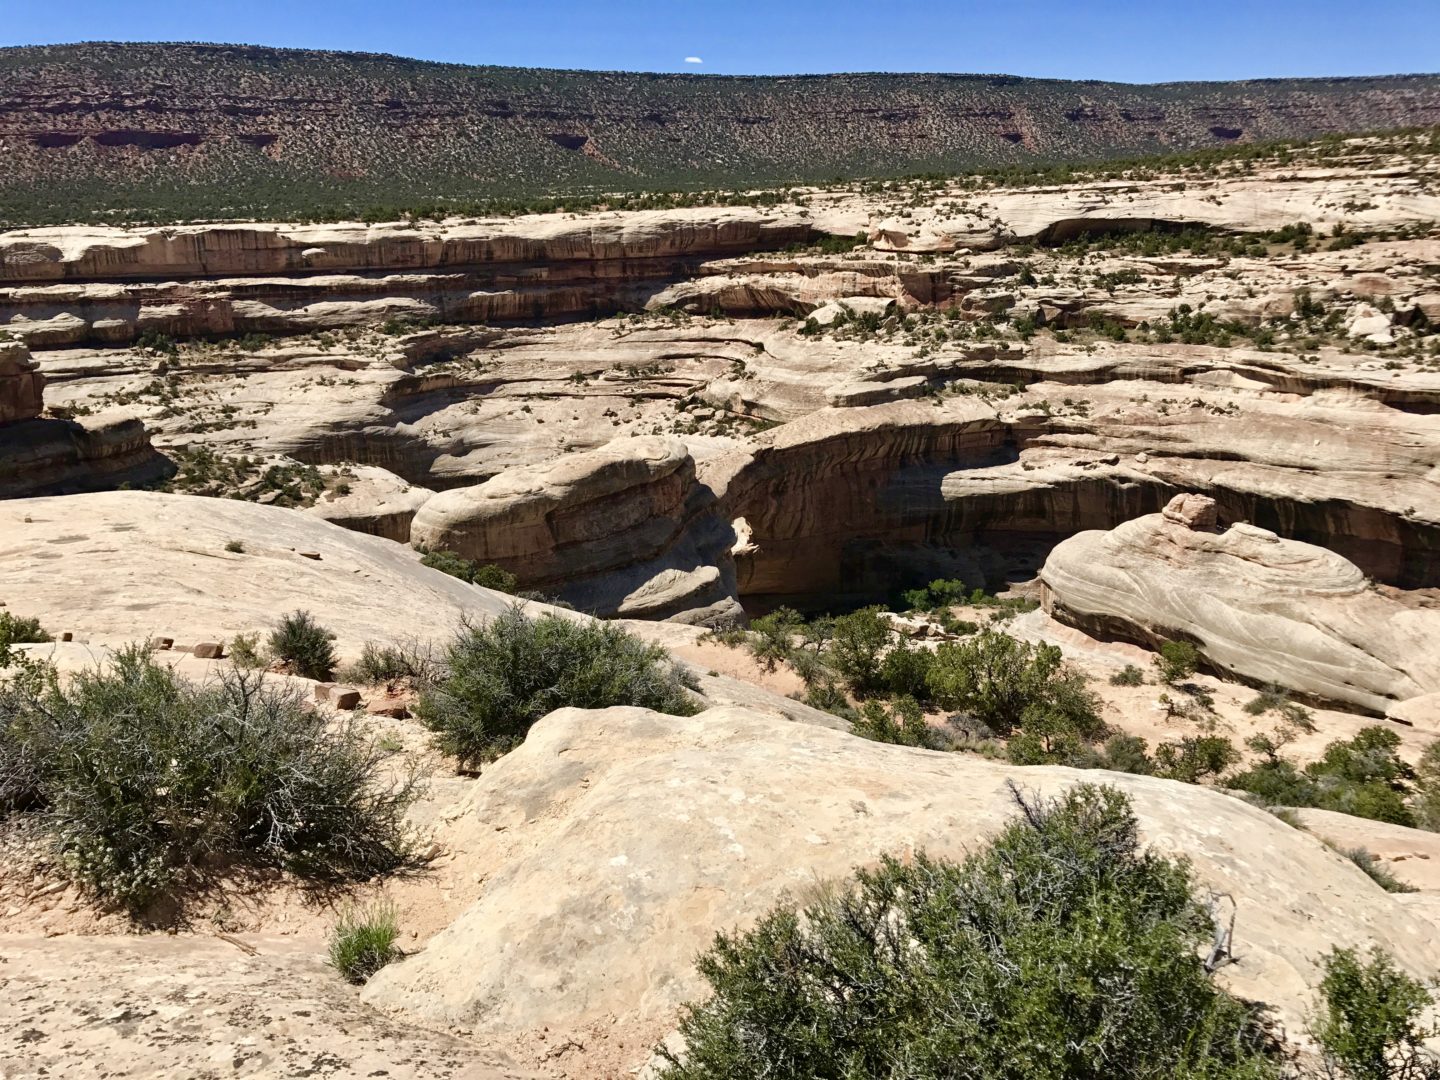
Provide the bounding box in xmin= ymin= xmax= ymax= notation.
xmin=0 ymin=934 xmax=532 ymax=1079
xmin=0 ymin=337 xmax=169 ymax=498
xmin=363 ymin=704 xmax=1440 ymax=1055
xmin=0 ymin=491 xmax=518 ymax=653
xmin=0 ymin=338 xmax=43 ymax=422
xmin=1039 ymin=495 xmax=1440 ymax=714
xmin=410 ymin=437 xmax=740 ymax=622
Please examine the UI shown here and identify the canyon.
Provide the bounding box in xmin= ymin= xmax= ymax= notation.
xmin=1 ymin=123 xmax=1439 ymax=1078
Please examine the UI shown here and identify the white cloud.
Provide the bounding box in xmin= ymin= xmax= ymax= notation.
xmin=684 ymin=56 xmax=703 ymax=64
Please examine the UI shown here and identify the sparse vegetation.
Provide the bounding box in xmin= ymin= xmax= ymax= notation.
xmin=1110 ymin=664 xmax=1146 ymax=686
xmin=268 ymin=610 xmax=338 ymax=681
xmin=1154 ymin=640 xmax=1201 ymax=685
xmin=0 ymin=612 xmax=51 ymax=660
xmin=1337 ymin=847 xmax=1417 ymax=895
xmin=1229 ymin=727 xmax=1421 ymax=827
xmin=418 ymin=549 xmax=519 ymax=593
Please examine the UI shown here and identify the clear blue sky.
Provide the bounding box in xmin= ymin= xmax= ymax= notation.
xmin=6 ymin=0 xmax=1439 ymax=82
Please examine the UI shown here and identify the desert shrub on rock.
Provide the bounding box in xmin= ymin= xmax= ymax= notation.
xmin=1110 ymin=663 xmax=1146 ymax=686
xmin=418 ymin=548 xmax=518 ymax=593
xmin=1313 ymin=946 xmax=1439 ymax=1079
xmin=0 ymin=647 xmax=416 ymax=909
xmin=927 ymin=628 xmax=1101 ymax=741
xmin=417 ymin=605 xmax=699 ymax=770
xmin=1229 ymin=726 xmax=1419 ymax=827
xmin=268 ymin=610 xmax=338 ymax=681
xmin=661 ymin=783 xmax=1279 ymax=1080
xmin=849 ymin=695 xmax=945 ymax=749
xmin=1155 ymin=735 xmax=1241 ymax=784
xmin=1154 ymin=639 xmax=1201 ymax=684
xmin=825 ymin=606 xmax=893 ymax=696
xmin=0 ymin=612 xmax=51 ymax=661
xmin=744 ymin=606 xmax=805 ymax=672
xmin=345 ymin=641 xmax=436 ymax=685
xmin=1337 ymin=847 xmax=1417 ymax=895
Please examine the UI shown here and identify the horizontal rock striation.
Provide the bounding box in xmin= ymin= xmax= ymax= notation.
xmin=410 ymin=436 xmax=740 ymax=622
xmin=0 ymin=338 xmax=169 ymax=498
xmin=0 ymin=338 xmax=43 ymax=421
xmin=1039 ymin=495 xmax=1440 ymax=714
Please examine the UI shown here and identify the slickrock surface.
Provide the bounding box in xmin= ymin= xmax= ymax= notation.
xmin=0 ymin=490 xmax=516 ymax=653
xmin=1039 ymin=496 xmax=1440 ymax=715
xmin=0 ymin=337 xmax=168 ymax=498
xmin=0 ymin=934 xmax=535 ymax=1079
xmin=363 ymin=704 xmax=1440 ymax=1065
xmin=1292 ymin=808 xmax=1440 ymax=893
xmin=7 ymin=131 xmax=1440 ymax=694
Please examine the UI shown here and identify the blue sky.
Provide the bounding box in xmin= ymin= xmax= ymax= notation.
xmin=6 ymin=0 xmax=1439 ymax=82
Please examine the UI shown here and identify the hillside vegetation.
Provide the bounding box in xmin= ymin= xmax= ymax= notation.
xmin=2 ymin=42 xmax=1440 ymax=224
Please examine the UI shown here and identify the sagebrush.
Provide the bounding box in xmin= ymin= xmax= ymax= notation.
xmin=417 ymin=605 xmax=699 ymax=769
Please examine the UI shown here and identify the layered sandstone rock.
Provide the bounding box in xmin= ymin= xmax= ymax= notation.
xmin=363 ymin=703 xmax=1440 ymax=1052
xmin=0 ymin=337 xmax=169 ymax=498
xmin=1039 ymin=495 xmax=1440 ymax=714
xmin=0 ymin=338 xmax=43 ymax=422
xmin=411 ymin=436 xmax=739 ymax=622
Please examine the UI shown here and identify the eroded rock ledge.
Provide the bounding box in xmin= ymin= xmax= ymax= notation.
xmin=0 ymin=338 xmax=169 ymax=498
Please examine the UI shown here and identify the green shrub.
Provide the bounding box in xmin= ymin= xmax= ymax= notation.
xmin=1154 ymin=640 xmax=1201 ymax=684
xmin=417 ymin=606 xmax=699 ymax=769
xmin=900 ymin=577 xmax=969 ymax=612
xmin=849 ymin=696 xmax=942 ymax=749
xmin=1097 ymin=733 xmax=1157 ymax=774
xmin=825 ymin=607 xmax=893 ymax=696
xmin=0 ymin=648 xmax=415 ymax=909
xmin=661 ymin=783 xmax=1279 ymax=1080
xmin=1155 ymin=736 xmax=1241 ymax=784
xmin=268 ymin=610 xmax=338 ymax=681
xmin=1228 ymin=727 xmax=1419 ymax=827
xmin=329 ymin=902 xmax=402 ymax=984
xmin=1110 ymin=664 xmax=1146 ymax=686
xmin=228 ymin=632 xmax=265 ymax=669
xmin=345 ymin=641 xmax=435 ymax=684
xmin=1313 ymin=946 xmax=1438 ymax=1080
xmin=878 ymin=639 xmax=934 ymax=701
xmin=0 ymin=611 xmax=51 ymax=660
xmin=926 ymin=629 xmax=1100 ymax=740
xmin=419 ymin=548 xmax=518 ymax=593
xmin=1413 ymin=741 xmax=1440 ymax=831
xmin=746 ymin=607 xmax=804 ymax=672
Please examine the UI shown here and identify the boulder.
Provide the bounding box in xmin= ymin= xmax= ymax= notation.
xmin=363 ymin=704 xmax=1440 ymax=1052
xmin=191 ymin=641 xmax=224 ymax=659
xmin=1161 ymin=492 xmax=1219 ymax=529
xmin=1039 ymin=505 xmax=1440 ymax=713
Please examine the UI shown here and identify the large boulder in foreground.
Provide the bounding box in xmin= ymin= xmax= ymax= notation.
xmin=1039 ymin=495 xmax=1440 ymax=715
xmin=410 ymin=436 xmax=740 ymax=623
xmin=363 ymin=705 xmax=1440 ymax=1057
